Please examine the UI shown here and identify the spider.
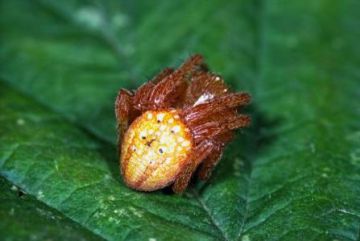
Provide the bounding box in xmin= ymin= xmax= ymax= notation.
xmin=115 ymin=54 xmax=251 ymax=193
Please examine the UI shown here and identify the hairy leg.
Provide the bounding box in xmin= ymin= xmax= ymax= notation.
xmin=196 ymin=129 xmax=233 ymax=180
xmin=182 ymin=92 xmax=251 ymax=125
xmin=172 ymin=140 xmax=214 ymax=193
xmin=152 ymin=67 xmax=175 ymax=84
xmin=198 ymin=145 xmax=223 ymax=180
xmin=177 ymin=54 xmax=205 ymax=74
xmin=183 ymin=72 xmax=228 ymax=106
xmin=115 ymin=89 xmax=134 ymax=148
xmin=191 ymin=114 xmax=251 ymax=143
xmin=148 ymin=55 xmax=205 ymax=109
xmin=133 ymin=68 xmax=174 ymax=111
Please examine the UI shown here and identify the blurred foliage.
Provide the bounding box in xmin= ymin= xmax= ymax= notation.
xmin=0 ymin=0 xmax=359 ymax=241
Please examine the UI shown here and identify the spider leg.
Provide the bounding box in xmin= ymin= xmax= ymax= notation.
xmin=182 ymin=92 xmax=251 ymax=125
xmin=191 ymin=114 xmax=250 ymax=143
xmin=196 ymin=129 xmax=234 ymax=180
xmin=152 ymin=67 xmax=175 ymax=84
xmin=148 ymin=55 xmax=205 ymax=109
xmin=183 ymin=72 xmax=228 ymax=106
xmin=172 ymin=140 xmax=214 ymax=193
xmin=115 ymin=89 xmax=135 ymax=148
xmin=133 ymin=68 xmax=174 ymax=111
xmin=198 ymin=145 xmax=223 ymax=180
xmin=177 ymin=54 xmax=205 ymax=74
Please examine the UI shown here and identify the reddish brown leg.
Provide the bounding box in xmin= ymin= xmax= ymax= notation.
xmin=115 ymin=89 xmax=134 ymax=148
xmin=182 ymin=92 xmax=251 ymax=125
xmin=191 ymin=114 xmax=251 ymax=143
xmin=183 ymin=72 xmax=228 ymax=106
xmin=151 ymin=67 xmax=174 ymax=84
xmin=198 ymin=146 xmax=223 ymax=180
xmin=172 ymin=140 xmax=214 ymax=193
xmin=133 ymin=68 xmax=174 ymax=111
xmin=177 ymin=54 xmax=205 ymax=73
xmin=148 ymin=55 xmax=205 ymax=109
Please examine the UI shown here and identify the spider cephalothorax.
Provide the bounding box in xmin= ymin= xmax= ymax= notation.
xmin=115 ymin=54 xmax=251 ymax=193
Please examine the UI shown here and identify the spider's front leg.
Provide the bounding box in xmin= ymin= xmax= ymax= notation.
xmin=147 ymin=55 xmax=205 ymax=109
xmin=172 ymin=140 xmax=215 ymax=193
xmin=115 ymin=89 xmax=135 ymax=148
xmin=133 ymin=67 xmax=174 ymax=111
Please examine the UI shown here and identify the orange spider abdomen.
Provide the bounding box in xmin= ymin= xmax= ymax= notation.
xmin=121 ymin=110 xmax=193 ymax=191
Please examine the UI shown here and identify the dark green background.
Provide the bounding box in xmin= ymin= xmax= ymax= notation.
xmin=0 ymin=0 xmax=359 ymax=241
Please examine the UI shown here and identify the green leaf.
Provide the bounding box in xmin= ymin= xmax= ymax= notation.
xmin=0 ymin=0 xmax=360 ymax=241
xmin=0 ymin=176 xmax=104 ymax=241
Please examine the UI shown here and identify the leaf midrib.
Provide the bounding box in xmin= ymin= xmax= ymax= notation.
xmin=191 ymin=189 xmax=230 ymax=241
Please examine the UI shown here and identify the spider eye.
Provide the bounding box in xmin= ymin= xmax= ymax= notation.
xmin=159 ymin=148 xmax=164 ymax=154
xmin=141 ymin=136 xmax=146 ymax=140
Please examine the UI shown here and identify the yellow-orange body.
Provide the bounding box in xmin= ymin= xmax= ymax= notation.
xmin=121 ymin=110 xmax=193 ymax=191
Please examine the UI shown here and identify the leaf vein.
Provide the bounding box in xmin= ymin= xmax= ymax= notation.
xmin=191 ymin=189 xmax=229 ymax=241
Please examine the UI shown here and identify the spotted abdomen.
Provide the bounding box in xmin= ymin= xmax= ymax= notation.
xmin=121 ymin=110 xmax=193 ymax=191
